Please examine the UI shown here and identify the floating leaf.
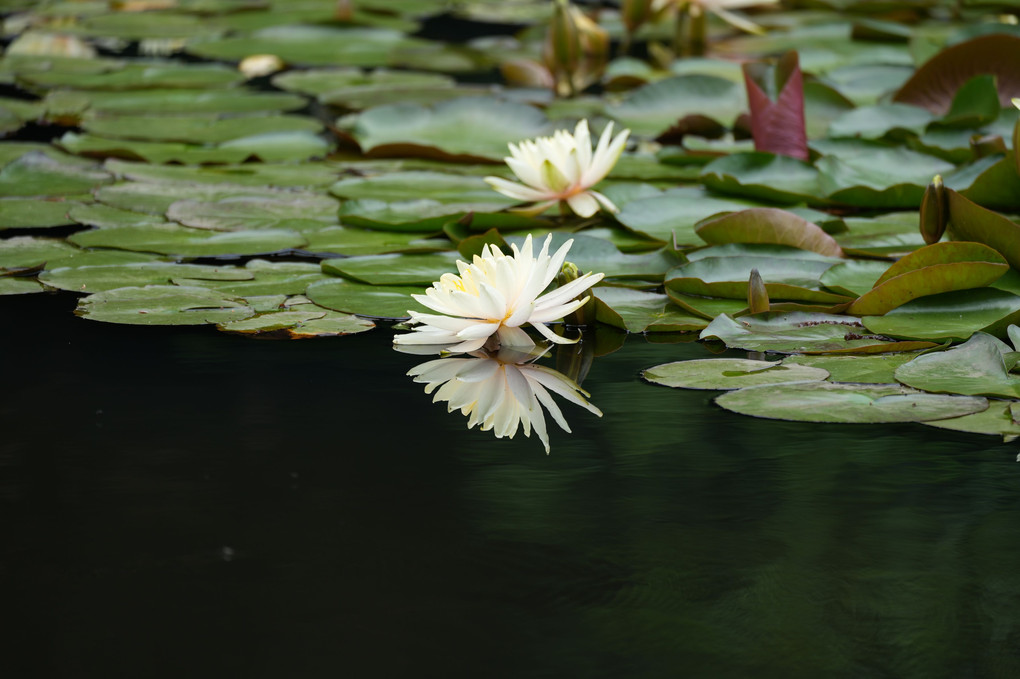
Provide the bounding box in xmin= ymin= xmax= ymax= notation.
xmin=606 ymin=75 xmax=747 ymax=137
xmin=81 ymin=113 xmax=323 ymax=144
xmin=827 ymin=103 xmax=933 ymax=140
xmin=666 ymin=256 xmax=847 ymax=303
xmin=39 ymin=262 xmax=251 ymax=293
xmin=167 ymin=195 xmax=339 ymax=232
xmin=594 ymin=287 xmax=707 ymax=333
xmin=69 ymin=224 xmax=306 ymax=257
xmin=343 ymin=97 xmax=553 ymax=161
xmin=0 ymin=277 xmax=44 ymax=295
xmin=0 ymin=151 xmax=113 ymax=197
xmin=506 ymin=234 xmax=681 ymax=281
xmin=0 ymin=236 xmax=78 ymax=271
xmin=322 ymin=252 xmax=460 ymax=286
xmin=701 ymin=311 xmax=937 ymax=354
xmin=217 ymin=308 xmax=375 ymax=337
xmin=922 ymin=402 xmax=1020 ymax=438
xmin=699 ymin=153 xmax=822 ymax=204
xmin=783 ymin=353 xmax=918 ymax=384
xmin=104 ymin=159 xmax=339 ymax=188
xmin=819 ymin=259 xmax=891 ymax=297
xmin=301 ymin=226 xmax=447 ymax=257
xmin=644 ymin=358 xmax=828 ymax=390
xmin=615 ymin=186 xmax=760 ymax=243
xmin=695 ymin=208 xmax=844 ymax=257
xmin=305 ymin=278 xmax=429 ymax=319
xmin=76 ymin=285 xmax=255 ymax=326
xmin=0 ymin=198 xmax=79 ymax=229
xmin=847 ymin=242 xmax=1008 ymax=316
xmin=715 ymin=381 xmax=987 ymax=423
xmin=862 ymin=288 xmax=1020 ymax=341
xmin=894 ymin=333 xmax=1020 ymax=398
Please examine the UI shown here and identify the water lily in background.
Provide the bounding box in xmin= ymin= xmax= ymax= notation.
xmin=658 ymin=0 xmax=779 ymax=36
xmin=392 ymin=234 xmax=604 ymax=353
xmin=485 ymin=120 xmax=629 ymax=217
xmin=405 ymin=346 xmax=603 ymax=454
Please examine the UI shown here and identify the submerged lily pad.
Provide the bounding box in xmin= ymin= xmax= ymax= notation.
xmin=715 ymin=381 xmax=987 ymax=424
xmin=643 ymin=358 xmax=829 ymax=390
xmin=76 ymin=285 xmax=255 ymax=326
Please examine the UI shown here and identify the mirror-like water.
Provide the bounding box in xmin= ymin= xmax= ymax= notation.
xmin=3 ymin=294 xmax=1019 ymax=678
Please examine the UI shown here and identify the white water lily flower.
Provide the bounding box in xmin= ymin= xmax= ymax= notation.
xmin=407 ymin=347 xmax=603 ymax=454
xmin=484 ymin=120 xmax=629 ymax=217
xmin=392 ymin=234 xmax=604 ymax=354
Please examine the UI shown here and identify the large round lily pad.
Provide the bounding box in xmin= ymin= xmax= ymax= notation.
xmin=76 ymin=285 xmax=255 ymax=326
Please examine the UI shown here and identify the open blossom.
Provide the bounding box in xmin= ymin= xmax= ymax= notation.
xmin=392 ymin=234 xmax=604 ymax=354
xmin=484 ymin=120 xmax=629 ymax=217
xmin=406 ymin=347 xmax=602 ymax=454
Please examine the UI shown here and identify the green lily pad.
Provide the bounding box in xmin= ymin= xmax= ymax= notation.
xmin=186 ymin=26 xmax=432 ymax=68
xmin=715 ymin=381 xmax=987 ymax=424
xmin=104 ymin=159 xmax=340 ymax=188
xmin=76 ymin=285 xmax=255 ymax=326
xmin=819 ymin=259 xmax=891 ymax=297
xmin=58 ymin=130 xmax=331 ymax=164
xmin=606 ymin=75 xmax=747 ymax=137
xmin=69 ymin=203 xmax=166 ymax=228
xmin=505 ymin=233 xmax=680 ymax=281
xmin=49 ymin=88 xmax=306 ymax=116
xmin=695 ymin=208 xmax=844 ymax=257
xmin=847 ymin=242 xmax=1008 ymax=316
xmin=834 ymin=211 xmax=927 ymax=258
xmin=81 ymin=113 xmax=323 ymax=144
xmin=0 ymin=236 xmax=78 ymax=271
xmin=167 ymin=194 xmax=339 ymax=232
xmin=922 ymin=401 xmax=1020 ymax=438
xmin=815 ymin=141 xmax=955 ymax=208
xmin=39 ymin=261 xmax=252 ymax=293
xmin=175 ymin=260 xmax=331 ymax=296
xmin=69 ymin=224 xmax=306 ymax=257
xmin=594 ymin=287 xmax=707 ymax=333
xmin=95 ymin=181 xmax=324 ymax=215
xmin=699 ymin=153 xmax=823 ymax=204
xmin=305 ymin=278 xmax=429 ymax=319
xmin=272 ymin=67 xmax=453 ymax=98
xmin=0 ymin=197 xmax=80 ymax=229
xmin=826 ymin=103 xmax=934 ymax=140
xmin=894 ymin=332 xmax=1020 ymax=398
xmin=701 ymin=311 xmax=937 ymax=354
xmin=301 ymin=226 xmax=448 ymax=256
xmin=615 ymin=186 xmax=760 ymax=243
xmin=322 ymin=252 xmax=460 ymax=286
xmin=330 ymin=170 xmax=513 ymax=204
xmin=666 ymin=256 xmax=848 ymax=303
xmin=665 ymin=291 xmax=748 ymax=321
xmin=783 ymin=353 xmax=919 ymax=384
xmin=0 ymin=151 xmax=113 ymax=197
xmin=643 ymin=358 xmax=829 ymax=390
xmin=862 ymin=288 xmax=1020 ymax=341
xmin=338 ymin=198 xmax=513 ymax=232
xmin=21 ymin=62 xmax=244 ymax=91
xmin=0 ymin=277 xmax=44 ymax=295
xmin=343 ymin=97 xmax=553 ymax=161
xmin=217 ymin=308 xmax=376 ymax=337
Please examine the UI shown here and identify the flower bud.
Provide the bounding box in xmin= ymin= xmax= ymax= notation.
xmin=919 ymin=175 xmax=947 ymax=245
xmin=557 ymin=261 xmax=599 ymax=326
xmin=543 ymin=0 xmax=608 ymax=97
xmin=747 ymin=268 xmax=770 ymax=314
xmin=239 ymin=54 xmax=284 ymax=79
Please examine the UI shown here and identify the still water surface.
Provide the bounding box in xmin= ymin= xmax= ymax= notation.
xmin=3 ymin=294 xmax=1020 ymax=678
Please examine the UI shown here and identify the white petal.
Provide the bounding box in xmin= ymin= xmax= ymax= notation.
xmin=529 ymin=320 xmax=580 ymax=344
xmin=484 ymin=176 xmax=554 ymax=202
xmin=565 ymin=191 xmax=599 ymax=217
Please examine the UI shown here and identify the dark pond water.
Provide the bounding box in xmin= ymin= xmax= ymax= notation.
xmin=3 ymin=293 xmax=1020 ymax=678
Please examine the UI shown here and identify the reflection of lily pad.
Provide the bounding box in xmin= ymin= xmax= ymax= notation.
xmin=644 ymin=358 xmax=828 ymax=390
xmin=716 ymin=381 xmax=987 ymax=423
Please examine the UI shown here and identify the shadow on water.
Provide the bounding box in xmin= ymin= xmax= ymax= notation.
xmin=3 ymin=294 xmax=1020 ymax=678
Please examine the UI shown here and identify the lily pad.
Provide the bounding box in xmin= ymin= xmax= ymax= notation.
xmin=69 ymin=224 xmax=306 ymax=257
xmin=272 ymin=68 xmax=453 ymax=98
xmin=217 ymin=308 xmax=375 ymax=337
xmin=0 ymin=151 xmax=113 ymax=197
xmin=819 ymin=259 xmax=891 ymax=297
xmin=76 ymin=285 xmax=255 ymax=326
xmin=0 ymin=197 xmax=79 ymax=229
xmin=922 ymin=402 xmax=1020 ymax=438
xmin=104 ymin=159 xmax=339 ymax=188
xmin=894 ymin=332 xmax=1020 ymax=398
xmin=945 ymin=189 xmax=1020 ymax=270
xmin=69 ymin=203 xmax=166 ymax=228
xmin=0 ymin=277 xmax=44 ymax=295
xmin=321 ymin=252 xmax=461 ymax=286
xmin=330 ymin=170 xmax=514 ymax=204
xmin=81 ymin=113 xmax=323 ymax=144
xmin=305 ymin=278 xmax=429 ymax=319
xmin=701 ymin=312 xmax=937 ymax=354
xmin=39 ymin=262 xmax=251 ymax=293
xmin=49 ymin=88 xmax=307 ymax=116
xmin=847 ymin=241 xmax=1008 ymax=316
xmin=665 ymin=256 xmax=848 ymax=303
xmin=699 ymin=153 xmax=823 ymax=204
xmin=594 ymin=287 xmax=707 ymax=333
xmin=615 ymin=186 xmax=761 ymax=243
xmin=862 ymin=288 xmax=1020 ymax=341
xmin=301 ymin=226 xmax=447 ymax=257
xmin=343 ymin=97 xmax=553 ymax=161
xmin=695 ymin=208 xmax=844 ymax=257
xmin=783 ymin=353 xmax=918 ymax=384
xmin=606 ymin=75 xmax=748 ymax=137
xmin=0 ymin=236 xmax=78 ymax=271
xmin=167 ymin=195 xmax=339 ymax=232
xmin=643 ymin=358 xmax=829 ymax=390
xmin=715 ymin=381 xmax=987 ymax=424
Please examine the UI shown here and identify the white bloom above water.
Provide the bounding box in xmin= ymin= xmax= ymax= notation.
xmin=407 ymin=347 xmax=603 ymax=454
xmin=392 ymin=234 xmax=604 ymax=354
xmin=485 ymin=120 xmax=629 ymax=217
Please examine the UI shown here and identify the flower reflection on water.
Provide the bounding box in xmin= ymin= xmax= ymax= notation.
xmin=400 ymin=345 xmax=602 ymax=454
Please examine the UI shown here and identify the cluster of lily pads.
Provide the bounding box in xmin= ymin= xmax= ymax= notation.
xmin=2 ymin=1 xmax=1020 ymax=435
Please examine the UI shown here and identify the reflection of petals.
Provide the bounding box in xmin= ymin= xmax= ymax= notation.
xmin=407 ymin=350 xmax=602 ymax=454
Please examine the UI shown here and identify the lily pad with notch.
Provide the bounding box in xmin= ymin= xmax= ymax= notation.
xmin=643 ymin=358 xmax=829 ymax=390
